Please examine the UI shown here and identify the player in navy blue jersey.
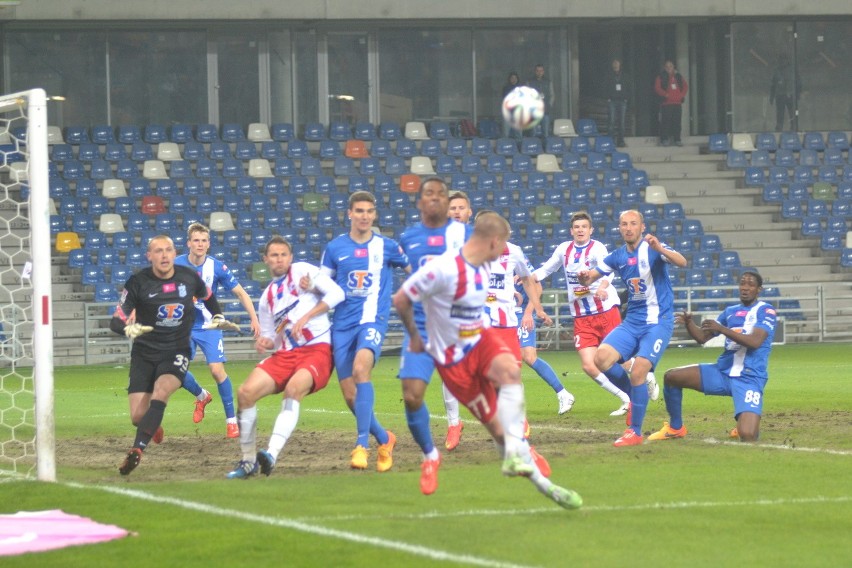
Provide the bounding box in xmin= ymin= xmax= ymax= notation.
xmin=320 ymin=191 xmax=410 ymax=472
xmin=578 ymin=209 xmax=687 ymax=447
xmin=110 ymin=235 xmax=233 ymax=475
xmin=648 ymin=270 xmax=776 ymax=442
xmin=175 ymin=223 xmax=260 ymax=438
xmin=398 ymin=178 xmax=472 ymax=494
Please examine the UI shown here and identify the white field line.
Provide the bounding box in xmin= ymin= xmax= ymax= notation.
xmin=294 ymin=495 xmax=852 ymax=523
xmin=63 ymin=482 xmax=538 ymax=568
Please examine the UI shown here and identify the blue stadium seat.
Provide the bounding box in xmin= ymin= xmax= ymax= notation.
xmin=561 ymin=152 xmax=581 ymax=170
xmin=807 ymin=199 xmax=828 ymax=217
xmin=130 ymin=141 xmax=154 ymax=161
xmin=708 ymin=133 xmax=729 ymax=153
xmin=726 ymin=150 xmax=747 ymax=168
xmin=779 ymin=132 xmax=801 ymax=151
xmin=446 ymin=138 xmax=467 ymax=156
xmin=271 ymin=123 xmax=295 ymax=141
xmin=800 ymin=216 xmax=823 ymax=236
xmin=841 ymin=248 xmax=852 ymax=268
xmin=827 ymin=131 xmax=849 ymax=150
xmin=587 ymin=152 xmax=608 ymax=170
xmin=768 ymin=166 xmax=789 ymax=183
xmin=545 ymin=173 xmax=568 ymax=192
xmin=512 ymin=154 xmax=533 ymax=173
xmin=395 ymin=138 xmax=417 ymax=158
xmin=594 ymin=136 xmax=615 ymax=153
xmin=628 ymin=169 xmax=648 ymax=189
xmin=832 ymin=198 xmax=852 ymax=217
xmin=743 ymin=167 xmax=766 ymax=186
xmin=353 ymin=122 xmax=376 ymax=141
xmin=143 ymin=124 xmax=168 ymax=144
xmin=486 ymin=154 xmax=507 ymax=173
xmin=780 ymin=199 xmax=804 ymax=219
xmin=718 ymin=250 xmax=742 ymax=269
xmin=802 ymin=132 xmax=825 ymax=151
xmin=383 ymin=155 xmax=406 ymax=175
xmin=117 ymin=125 xmax=142 ymax=144
xmin=576 ymin=119 xmax=598 ymax=136
xmin=798 ymin=148 xmax=820 ymax=167
xmin=761 ymin=183 xmax=783 ymax=203
xmin=544 ymin=136 xmax=565 ymax=154
xmin=169 ymin=123 xmax=194 ymax=144
xmin=611 ymin=151 xmax=632 ymax=170
xmin=569 ymin=187 xmax=590 ymax=205
xmin=620 ymin=187 xmax=641 ymax=204
xmin=685 ymin=269 xmax=708 ymax=287
xmin=104 ymin=143 xmax=127 ymax=162
xmin=333 ymin=156 xmax=357 ymax=176
xmin=674 ymin=235 xmax=694 ymax=254
xmin=420 ymin=139 xmax=442 ymax=158
xmin=520 ymin=137 xmax=543 ymax=156
xmin=194 ymin=124 xmax=218 ymax=143
xmin=299 ymin=157 xmax=321 ymax=177
xmin=436 ymin=155 xmax=458 ymax=174
xmin=662 ymin=203 xmax=685 ymax=220
xmin=527 ymin=172 xmax=549 ymax=191
xmin=692 ymin=252 xmax=714 ymax=270
xmin=87 ymin=196 xmax=110 ymax=216
xmin=754 ymin=132 xmax=777 ymax=151
xmin=208 ymin=177 xmax=232 ymax=196
xmin=502 ymin=172 xmax=522 ymax=190
xmin=470 ymin=137 xmax=492 ymax=156
xmin=823 ymin=148 xmax=844 ymax=166
xmin=429 ymin=121 xmax=450 ymax=140
xmin=259 ymin=141 xmax=284 ymax=160
xmin=476 ymin=173 xmax=497 ymax=192
xmin=785 ymin=182 xmax=807 ymax=201
xmin=577 ymin=171 xmax=597 ymax=190
xmin=570 ymin=136 xmax=590 ymax=154
xmin=449 ymin=173 xmax=471 ymax=191
xmin=818 ymin=165 xmax=838 ymax=184
xmin=774 ymin=148 xmax=795 ymax=167
xmin=793 ymin=165 xmax=813 ymax=184
xmin=461 ymin=155 xmax=482 ymax=174
xmin=654 ymin=219 xmax=677 ymax=241
xmin=682 ymin=219 xmax=704 ymax=237
xmin=328 ymin=121 xmax=351 ymax=141
xmin=378 ymin=122 xmax=401 ymax=140
xmin=221 ymin=123 xmax=246 ymax=143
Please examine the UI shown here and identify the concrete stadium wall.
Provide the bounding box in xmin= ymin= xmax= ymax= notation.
xmin=6 ymin=0 xmax=852 ymax=22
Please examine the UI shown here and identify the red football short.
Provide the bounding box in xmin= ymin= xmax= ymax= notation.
xmin=573 ymin=307 xmax=621 ymax=350
xmin=436 ymin=327 xmax=518 ymax=423
xmin=256 ymin=343 xmax=333 ymax=394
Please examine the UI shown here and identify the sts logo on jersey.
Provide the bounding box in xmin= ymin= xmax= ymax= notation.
xmin=157 ymin=303 xmax=185 ymax=327
xmin=627 ymin=277 xmax=647 ymax=300
xmin=347 ymin=270 xmax=373 ymax=297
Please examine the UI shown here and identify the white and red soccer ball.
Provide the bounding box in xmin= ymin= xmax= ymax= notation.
xmin=502 ymin=86 xmax=544 ymax=131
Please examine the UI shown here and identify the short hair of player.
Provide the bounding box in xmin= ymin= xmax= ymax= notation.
xmin=619 ymin=209 xmax=645 ymax=224
xmin=348 ymin=191 xmax=376 ymax=209
xmin=263 ymin=235 xmax=292 ymax=256
xmin=147 ymin=234 xmax=174 ymax=251
xmin=473 ymin=211 xmax=510 ymax=240
xmin=569 ymin=211 xmax=592 ymax=226
xmin=187 ymin=222 xmax=210 ymax=239
xmin=419 ymin=176 xmax=448 ymax=194
xmin=448 ymin=190 xmax=470 ymax=205
xmin=740 ymin=269 xmax=763 ymax=288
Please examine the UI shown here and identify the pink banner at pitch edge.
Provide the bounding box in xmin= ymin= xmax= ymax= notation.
xmin=0 ymin=509 xmax=129 ymax=556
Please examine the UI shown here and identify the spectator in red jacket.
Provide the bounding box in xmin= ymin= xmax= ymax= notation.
xmin=654 ymin=60 xmax=688 ymax=147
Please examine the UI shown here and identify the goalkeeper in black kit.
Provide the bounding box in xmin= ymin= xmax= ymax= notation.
xmin=110 ymin=235 xmax=239 ymax=475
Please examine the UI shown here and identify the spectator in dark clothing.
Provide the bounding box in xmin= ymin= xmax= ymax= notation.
xmin=770 ymin=54 xmax=801 ymax=131
xmin=606 ymin=59 xmax=631 ymax=148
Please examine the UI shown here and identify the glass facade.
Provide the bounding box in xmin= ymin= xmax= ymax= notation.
xmin=2 ymin=20 xmax=850 ymax=134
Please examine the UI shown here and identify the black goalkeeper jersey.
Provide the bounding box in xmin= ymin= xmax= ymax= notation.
xmin=114 ymin=265 xmax=211 ymax=354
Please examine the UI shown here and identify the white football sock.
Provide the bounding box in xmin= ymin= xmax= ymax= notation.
xmin=267 ymin=398 xmax=300 ymax=460
xmin=237 ymin=406 xmax=258 ymax=461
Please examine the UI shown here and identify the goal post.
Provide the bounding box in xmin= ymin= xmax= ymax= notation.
xmin=0 ymin=88 xmax=55 ymax=482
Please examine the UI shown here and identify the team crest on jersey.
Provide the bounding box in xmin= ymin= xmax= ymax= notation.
xmin=178 ymin=284 xmax=187 ymax=297
xmin=640 ymin=259 xmax=649 ymax=271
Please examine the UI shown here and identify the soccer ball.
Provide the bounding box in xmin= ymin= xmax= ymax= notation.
xmin=502 ymin=86 xmax=545 ymax=132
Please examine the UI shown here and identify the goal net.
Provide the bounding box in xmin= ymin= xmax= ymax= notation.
xmin=0 ymin=89 xmax=54 ymax=482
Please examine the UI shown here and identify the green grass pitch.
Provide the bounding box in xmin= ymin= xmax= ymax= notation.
xmin=2 ymin=342 xmax=851 ymax=567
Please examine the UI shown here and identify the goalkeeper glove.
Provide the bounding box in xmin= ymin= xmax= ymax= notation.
xmin=202 ymin=314 xmax=241 ymax=332
xmin=124 ymin=323 xmax=154 ymax=339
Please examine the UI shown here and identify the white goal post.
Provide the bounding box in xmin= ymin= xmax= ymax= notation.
xmin=0 ymin=88 xmax=55 ymax=482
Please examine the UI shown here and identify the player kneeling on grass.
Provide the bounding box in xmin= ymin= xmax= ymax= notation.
xmin=111 ymin=235 xmax=237 ymax=476
xmin=393 ymin=212 xmax=582 ymax=509
xmin=227 ymin=237 xmax=345 ymax=479
xmin=648 ymin=270 xmax=776 ymax=443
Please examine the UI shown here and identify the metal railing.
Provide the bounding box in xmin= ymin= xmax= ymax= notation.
xmin=81 ymin=283 xmax=852 ymax=365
